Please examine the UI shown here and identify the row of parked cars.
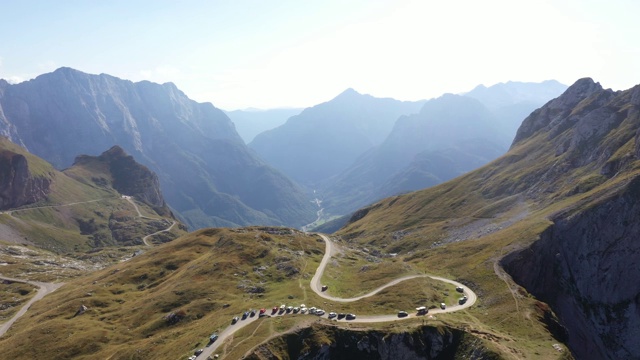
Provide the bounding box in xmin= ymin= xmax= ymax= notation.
xmin=229 ymin=304 xmax=357 ymax=325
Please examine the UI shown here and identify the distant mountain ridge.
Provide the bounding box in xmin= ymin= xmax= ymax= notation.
xmin=0 ymin=68 xmax=316 ymax=229
xmin=321 ymin=81 xmax=567 ymax=216
xmin=249 ymin=88 xmax=426 ymax=186
xmin=225 ymin=107 xmax=302 ymax=143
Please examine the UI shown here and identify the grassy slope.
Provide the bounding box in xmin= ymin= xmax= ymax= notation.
xmin=0 ymin=227 xmax=490 ymax=359
xmin=0 ymin=228 xmax=324 ymax=359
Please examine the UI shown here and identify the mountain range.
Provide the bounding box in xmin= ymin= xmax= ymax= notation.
xmin=320 ymin=80 xmax=567 ymax=216
xmin=249 ymin=89 xmax=426 ymax=187
xmin=0 ymin=68 xmax=316 ymax=229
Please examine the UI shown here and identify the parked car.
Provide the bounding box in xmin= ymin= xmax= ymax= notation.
xmin=242 ymin=311 xmax=249 ymax=320
xmin=321 ymin=285 xmax=328 ymax=291
xmin=398 ymin=311 xmax=408 ymax=317
xmin=337 ymin=313 xmax=346 ymax=319
xmin=458 ymin=296 xmax=468 ymax=305
xmin=315 ymin=309 xmax=325 ymax=316
xmin=456 ymin=286 xmax=464 ymax=293
xmin=286 ymin=306 xmax=293 ymax=313
xmin=300 ymin=307 xmax=308 ymax=314
xmin=195 ymin=348 xmax=204 ymax=355
xmin=328 ymin=312 xmax=337 ymax=319
xmin=250 ymin=309 xmax=257 ymax=317
xmin=440 ymin=303 xmax=446 ymax=310
xmin=272 ymin=306 xmax=278 ymax=314
xmin=346 ymin=313 xmax=356 ymax=320
xmin=293 ymin=307 xmax=300 ymax=313
xmin=260 ymin=308 xmax=266 ymax=314
xmin=309 ymin=307 xmax=317 ymax=314
xmin=209 ymin=333 xmax=219 ymax=343
xmin=416 ymin=306 xmax=428 ymax=315
xmin=231 ymin=316 xmax=239 ymax=324
xmin=188 ymin=356 xmax=196 ymax=360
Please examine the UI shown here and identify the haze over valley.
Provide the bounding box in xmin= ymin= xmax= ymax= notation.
xmin=0 ymin=1 xmax=639 ymax=359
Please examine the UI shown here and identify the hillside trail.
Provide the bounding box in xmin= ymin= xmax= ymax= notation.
xmin=123 ymin=195 xmax=176 ymax=246
xmin=1 ymin=198 xmax=112 ymax=217
xmin=0 ymin=276 xmax=64 ymax=337
xmin=199 ymin=233 xmax=479 ymax=359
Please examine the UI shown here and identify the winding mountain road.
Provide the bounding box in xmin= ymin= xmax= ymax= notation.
xmin=200 ymin=234 xmax=477 ymax=359
xmin=123 ymin=196 xmax=177 ymax=246
xmin=0 ymin=276 xmax=64 ymax=337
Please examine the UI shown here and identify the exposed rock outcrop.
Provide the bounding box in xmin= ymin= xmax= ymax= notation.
xmin=246 ymin=324 xmax=499 ymax=360
xmin=0 ymin=151 xmax=51 ymax=209
xmin=512 ymin=78 xmax=609 ymax=145
xmin=502 ymin=177 xmax=640 ymax=359
xmin=73 ymin=145 xmax=167 ymax=214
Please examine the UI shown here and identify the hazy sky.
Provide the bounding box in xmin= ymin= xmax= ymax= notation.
xmin=1 ymin=0 xmax=638 ymax=109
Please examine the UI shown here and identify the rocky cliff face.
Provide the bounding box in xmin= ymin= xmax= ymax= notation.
xmin=500 ymin=79 xmax=640 ymax=359
xmin=72 ymin=145 xmax=168 ymax=214
xmin=247 ymin=324 xmax=499 ymax=360
xmin=0 ymin=150 xmax=51 ymax=209
xmin=502 ymin=178 xmax=640 ymax=359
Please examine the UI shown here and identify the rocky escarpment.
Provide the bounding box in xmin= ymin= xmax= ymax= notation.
xmin=498 ymin=79 xmax=640 ymax=359
xmin=502 ymin=176 xmax=640 ymax=359
xmin=246 ymin=324 xmax=499 ymax=360
xmin=0 ymin=150 xmax=51 ymax=209
xmin=73 ymin=145 xmax=168 ymax=215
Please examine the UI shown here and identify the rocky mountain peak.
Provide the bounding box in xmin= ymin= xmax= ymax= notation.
xmin=331 ymin=88 xmax=365 ymax=103
xmin=73 ymin=146 xmax=169 ymax=215
xmin=511 ymin=78 xmax=608 ymax=146
xmin=100 ymin=145 xmax=127 ymax=159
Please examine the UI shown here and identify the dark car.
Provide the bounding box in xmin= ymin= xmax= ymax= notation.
xmin=456 ymin=286 xmax=464 ymax=293
xmin=337 ymin=313 xmax=346 ymax=319
xmin=397 ymin=311 xmax=408 ymax=318
xmin=250 ymin=309 xmax=257 ymax=317
xmin=209 ymin=333 xmax=219 ymax=343
xmin=195 ymin=348 xmax=204 ymax=355
xmin=346 ymin=313 xmax=356 ymax=320
xmin=321 ymin=285 xmax=328 ymax=291
xmin=272 ymin=306 xmax=278 ymax=314
xmin=242 ymin=311 xmax=249 ymax=320
xmin=231 ymin=316 xmax=239 ymax=324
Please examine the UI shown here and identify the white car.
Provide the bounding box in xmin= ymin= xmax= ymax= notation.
xmin=440 ymin=303 xmax=446 ymax=310
xmin=308 ymin=307 xmax=317 ymax=314
xmin=300 ymin=307 xmax=308 ymax=314
xmin=328 ymin=312 xmax=337 ymax=319
xmin=315 ymin=309 xmax=325 ymax=316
